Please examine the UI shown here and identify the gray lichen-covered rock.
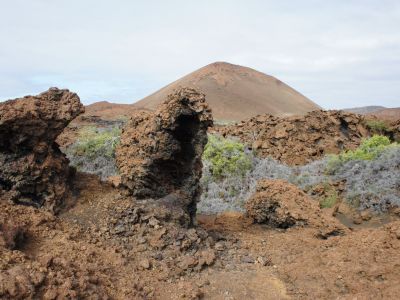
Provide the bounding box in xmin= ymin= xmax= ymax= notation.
xmin=0 ymin=88 xmax=84 ymax=212
xmin=116 ymin=88 xmax=213 ymax=222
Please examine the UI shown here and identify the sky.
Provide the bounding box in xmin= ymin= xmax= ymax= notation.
xmin=0 ymin=0 xmax=399 ymax=109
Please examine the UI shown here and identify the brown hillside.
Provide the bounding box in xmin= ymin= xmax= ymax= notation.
xmin=84 ymin=101 xmax=139 ymax=120
xmin=367 ymin=107 xmax=400 ymax=122
xmin=135 ymin=62 xmax=320 ymax=121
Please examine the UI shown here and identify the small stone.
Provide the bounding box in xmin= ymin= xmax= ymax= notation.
xmin=214 ymin=242 xmax=225 ymax=251
xmin=148 ymin=217 xmax=159 ymax=227
xmin=139 ymin=258 xmax=151 ymax=270
xmin=256 ymin=256 xmax=269 ymax=266
xmin=114 ymin=225 xmax=126 ymax=234
xmin=353 ymin=216 xmax=363 ymax=225
xmin=241 ymin=256 xmax=255 ymax=263
xmin=198 ymin=249 xmax=216 ymax=266
xmin=360 ymin=210 xmax=372 ymax=221
xmin=137 ymin=237 xmax=146 ymax=244
xmin=178 ymin=256 xmax=198 ymax=270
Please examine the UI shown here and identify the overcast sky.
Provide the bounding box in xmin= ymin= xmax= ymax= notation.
xmin=0 ymin=0 xmax=399 ymax=108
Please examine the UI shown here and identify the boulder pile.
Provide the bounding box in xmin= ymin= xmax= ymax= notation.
xmin=116 ymin=88 xmax=213 ymax=223
xmin=0 ymin=88 xmax=84 ymax=212
xmin=245 ymin=179 xmax=347 ymax=238
xmin=213 ymin=110 xmax=370 ymax=165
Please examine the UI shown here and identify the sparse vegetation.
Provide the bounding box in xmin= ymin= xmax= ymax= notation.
xmin=319 ymin=184 xmax=339 ymax=208
xmin=199 ymin=135 xmax=400 ymax=214
xmin=70 ymin=126 xmax=121 ymax=159
xmin=65 ymin=125 xmax=121 ymax=180
xmin=202 ymin=135 xmax=253 ymax=180
xmin=365 ymin=119 xmax=389 ymax=133
xmin=326 ymin=135 xmax=394 ymax=174
xmin=213 ymin=119 xmax=236 ymax=126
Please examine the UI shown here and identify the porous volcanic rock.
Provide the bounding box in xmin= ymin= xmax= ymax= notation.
xmin=116 ymin=88 xmax=213 ymax=222
xmin=391 ymin=119 xmax=400 ymax=142
xmin=0 ymin=88 xmax=84 ymax=212
xmin=213 ymin=110 xmax=371 ymax=165
xmin=245 ymin=179 xmax=347 ymax=238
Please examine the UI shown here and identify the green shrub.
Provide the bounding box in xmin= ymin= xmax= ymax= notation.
xmin=320 ymin=194 xmax=338 ymax=208
xmin=70 ymin=126 xmax=121 ymax=160
xmin=318 ymin=183 xmax=339 ymax=208
xmin=326 ymin=135 xmax=394 ymax=174
xmin=365 ymin=119 xmax=389 ymax=133
xmin=202 ymin=135 xmax=253 ymax=180
xmin=213 ymin=119 xmax=236 ymax=126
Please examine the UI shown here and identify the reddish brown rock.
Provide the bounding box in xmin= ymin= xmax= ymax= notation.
xmin=0 ymin=88 xmax=84 ymax=212
xmin=116 ymin=88 xmax=213 ymax=222
xmin=391 ymin=119 xmax=400 ymax=142
xmin=213 ymin=110 xmax=371 ymax=165
xmin=245 ymin=179 xmax=347 ymax=238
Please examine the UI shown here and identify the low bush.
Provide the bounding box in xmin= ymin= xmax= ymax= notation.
xmin=365 ymin=119 xmax=389 ymax=133
xmin=318 ymin=184 xmax=339 ymax=208
xmin=326 ymin=135 xmax=393 ymax=174
xmin=64 ymin=125 xmax=121 ymax=180
xmin=70 ymin=126 xmax=121 ymax=159
xmin=202 ymin=135 xmax=253 ymax=180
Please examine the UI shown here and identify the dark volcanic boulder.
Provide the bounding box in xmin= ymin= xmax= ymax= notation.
xmin=0 ymin=88 xmax=84 ymax=212
xmin=116 ymin=88 xmax=213 ymax=222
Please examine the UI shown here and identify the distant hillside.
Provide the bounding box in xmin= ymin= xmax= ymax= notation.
xmin=343 ymin=106 xmax=386 ymax=115
xmin=344 ymin=106 xmax=400 ymax=122
xmin=134 ymin=62 xmax=321 ymax=121
xmin=84 ymin=101 xmax=139 ymax=120
xmin=368 ymin=107 xmax=400 ymax=122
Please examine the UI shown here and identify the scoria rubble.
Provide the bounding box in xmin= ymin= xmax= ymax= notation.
xmin=213 ymin=110 xmax=371 ymax=165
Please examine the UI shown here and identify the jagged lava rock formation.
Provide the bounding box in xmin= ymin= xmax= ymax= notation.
xmin=0 ymin=88 xmax=84 ymax=212
xmin=213 ymin=110 xmax=370 ymax=165
xmin=116 ymin=88 xmax=213 ymax=222
xmin=245 ymin=179 xmax=347 ymax=238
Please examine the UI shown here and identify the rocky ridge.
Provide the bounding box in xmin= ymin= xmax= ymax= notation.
xmin=213 ymin=110 xmax=371 ymax=165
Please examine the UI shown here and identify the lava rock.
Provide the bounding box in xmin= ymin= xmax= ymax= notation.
xmin=212 ymin=110 xmax=371 ymax=165
xmin=0 ymin=88 xmax=84 ymax=212
xmin=246 ymin=179 xmax=347 ymax=238
xmin=116 ymin=88 xmax=213 ymax=223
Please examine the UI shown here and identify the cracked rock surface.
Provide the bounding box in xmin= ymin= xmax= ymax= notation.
xmin=0 ymin=88 xmax=84 ymax=212
xmin=245 ymin=179 xmax=348 ymax=238
xmin=116 ymin=88 xmax=213 ymax=222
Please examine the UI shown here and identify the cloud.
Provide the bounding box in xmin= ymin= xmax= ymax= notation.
xmin=0 ymin=0 xmax=399 ymax=108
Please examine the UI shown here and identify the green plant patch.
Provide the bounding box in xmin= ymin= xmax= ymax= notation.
xmin=70 ymin=126 xmax=121 ymax=160
xmin=326 ymin=135 xmax=397 ymax=174
xmin=202 ymin=134 xmax=253 ymax=180
xmin=365 ymin=119 xmax=389 ymax=133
